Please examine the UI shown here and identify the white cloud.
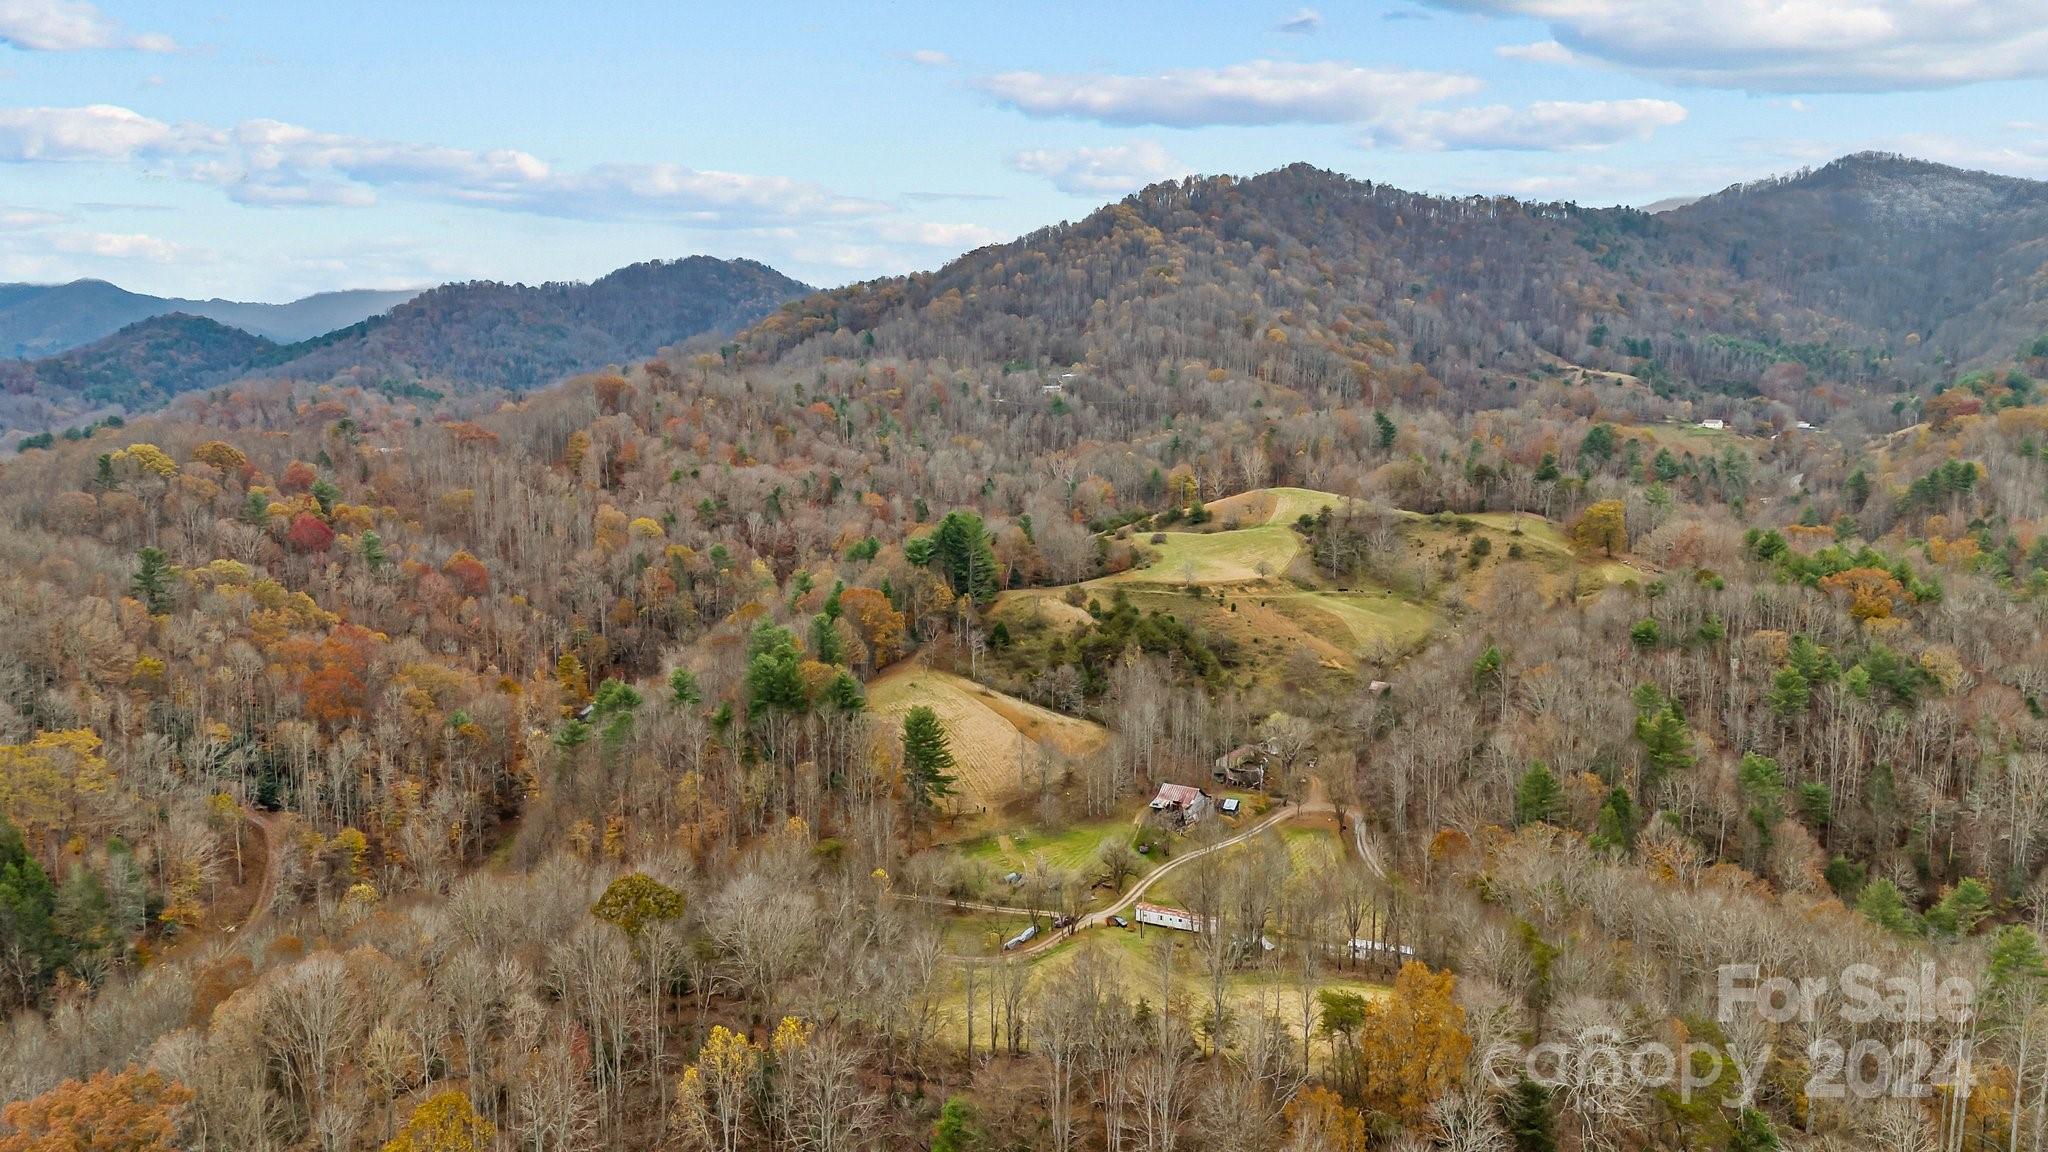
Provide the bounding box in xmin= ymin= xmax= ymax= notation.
xmin=517 ymin=164 xmax=888 ymax=225
xmin=1420 ymin=0 xmax=2048 ymax=92
xmin=0 ymin=0 xmax=173 ymax=52
xmin=1363 ymin=98 xmax=1688 ymax=151
xmin=1496 ymin=39 xmax=1575 ymax=64
xmin=0 ymin=104 xmax=890 ymax=227
xmin=1010 ymin=141 xmax=1194 ymax=195
xmin=872 ymin=220 xmax=1006 ymax=247
xmin=909 ymin=49 xmax=951 ymax=66
xmin=904 ymin=190 xmax=1006 ymax=203
xmin=48 ymin=230 xmax=194 ymax=262
xmin=0 ymin=205 xmax=61 ymax=229
xmin=0 ymin=104 xmax=199 ymax=160
xmin=977 ymin=59 xmax=1481 ymax=127
xmin=1277 ymin=7 xmax=1322 ymax=34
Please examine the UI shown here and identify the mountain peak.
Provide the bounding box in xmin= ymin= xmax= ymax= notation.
xmin=1691 ymin=152 xmax=2048 ymax=212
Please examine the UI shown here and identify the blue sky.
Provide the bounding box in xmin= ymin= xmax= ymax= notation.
xmin=1 ymin=0 xmax=2044 ymax=300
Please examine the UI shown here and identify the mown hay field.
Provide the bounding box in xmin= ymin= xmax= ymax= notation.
xmin=867 ymin=664 xmax=1109 ymax=806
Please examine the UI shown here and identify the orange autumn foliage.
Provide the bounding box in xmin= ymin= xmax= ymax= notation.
xmin=278 ymin=460 xmax=318 ymax=493
xmin=441 ymin=550 xmax=490 ymax=597
xmin=1358 ymin=962 xmax=1472 ymax=1129
xmin=0 ymin=1066 xmax=190 ymax=1152
xmin=839 ymin=587 xmax=906 ymax=669
xmin=1817 ymin=566 xmax=1906 ymax=620
xmin=1284 ymin=1086 xmax=1368 ymax=1151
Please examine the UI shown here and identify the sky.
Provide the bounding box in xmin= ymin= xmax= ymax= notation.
xmin=1 ymin=0 xmax=2044 ymax=301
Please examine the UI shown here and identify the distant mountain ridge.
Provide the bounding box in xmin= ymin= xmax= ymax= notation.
xmin=0 ymin=256 xmax=813 ymax=435
xmin=0 ymin=281 xmax=421 ymax=357
xmin=1658 ymin=153 xmax=2048 ymax=364
xmin=741 ymin=153 xmax=2048 ymax=412
xmin=0 ymin=314 xmax=276 ymax=419
xmin=261 ymin=256 xmax=811 ymax=392
xmin=9 ymin=154 xmax=2046 ymax=439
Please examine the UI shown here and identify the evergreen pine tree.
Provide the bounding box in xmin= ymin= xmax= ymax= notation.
xmin=1925 ymin=877 xmax=1993 ymax=937
xmin=931 ymin=511 xmax=1000 ymax=604
xmin=902 ymin=706 xmax=958 ymax=811
xmin=1514 ymin=763 xmax=1565 ymax=826
xmin=0 ymin=815 xmax=63 ymax=996
xmin=1634 ymin=700 xmax=1694 ymax=793
xmin=1855 ymin=877 xmax=1921 ymax=936
xmin=745 ymin=623 xmax=809 ymax=716
xmin=825 ymin=671 xmax=866 ymax=713
xmin=1592 ymin=787 xmax=1636 ymax=854
xmin=932 ymin=1096 xmax=982 ymax=1152
xmin=131 ymin=547 xmax=173 ymax=615
xmin=1499 ymin=1078 xmax=1557 ymax=1152
xmin=668 ymin=667 xmax=702 ymax=707
xmin=1726 ymin=1108 xmax=1780 ymax=1151
xmin=810 ymin=613 xmax=845 ymax=664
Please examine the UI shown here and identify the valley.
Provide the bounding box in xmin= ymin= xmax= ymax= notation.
xmin=2 ymin=148 xmax=2046 ymax=1152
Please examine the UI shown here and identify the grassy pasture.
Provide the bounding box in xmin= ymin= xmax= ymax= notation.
xmin=867 ymin=665 xmax=1108 ymax=807
xmin=1103 ymin=524 xmax=1304 ymax=587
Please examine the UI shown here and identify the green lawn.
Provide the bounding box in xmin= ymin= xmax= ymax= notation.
xmin=945 ymin=812 xmax=1141 ymax=877
xmin=1102 ymin=524 xmax=1304 ymax=587
xmin=1264 ymin=486 xmax=1362 ymax=526
xmin=1264 ymin=588 xmax=1438 ymax=651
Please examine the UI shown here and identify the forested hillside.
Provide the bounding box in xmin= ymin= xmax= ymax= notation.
xmin=750 ymin=154 xmax=2047 ymax=432
xmin=0 ymin=257 xmax=812 ymax=438
xmin=0 ymin=281 xmax=417 ymax=359
xmin=3 ymin=154 xmax=2048 ymax=1152
xmin=0 ymin=315 xmax=278 ymax=433
xmin=263 ymin=256 xmax=812 ymax=394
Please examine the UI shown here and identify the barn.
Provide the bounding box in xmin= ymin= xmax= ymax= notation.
xmin=1148 ymin=782 xmax=1211 ymax=828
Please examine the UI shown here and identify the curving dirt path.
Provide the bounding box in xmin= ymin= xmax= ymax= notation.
xmin=231 ymin=809 xmax=287 ymax=935
xmin=1343 ymin=804 xmax=1386 ymax=880
xmin=920 ymin=799 xmax=1307 ymax=962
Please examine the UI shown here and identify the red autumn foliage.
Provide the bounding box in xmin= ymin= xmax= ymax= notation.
xmin=279 ymin=460 xmax=318 ymax=493
xmin=277 ymin=623 xmax=383 ymax=729
xmin=285 ymin=513 xmax=335 ymax=553
xmin=442 ymin=550 xmax=490 ymax=597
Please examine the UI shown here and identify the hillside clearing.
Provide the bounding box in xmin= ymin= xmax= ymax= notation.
xmin=1204 ymin=486 xmax=1360 ymax=528
xmin=867 ymin=664 xmax=1108 ymax=807
xmin=1102 ymin=524 xmax=1304 ymax=586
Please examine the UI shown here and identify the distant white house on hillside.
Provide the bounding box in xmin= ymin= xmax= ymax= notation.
xmin=1698 ymin=418 xmax=1725 ymax=430
xmin=1349 ymin=938 xmax=1416 ymax=961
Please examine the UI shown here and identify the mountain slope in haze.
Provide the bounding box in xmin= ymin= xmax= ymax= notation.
xmin=744 ymin=154 xmax=2048 ymax=414
xmin=0 ymin=281 xmax=419 ymax=357
xmin=1660 ymin=153 xmax=2048 ymax=363
xmin=0 ymin=256 xmax=813 ymax=436
xmin=181 ymin=289 xmax=424 ymax=345
xmin=255 ymin=256 xmax=811 ymax=392
xmin=0 ymin=314 xmax=277 ymax=429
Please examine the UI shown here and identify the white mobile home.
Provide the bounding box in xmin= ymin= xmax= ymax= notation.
xmin=1136 ymin=902 xmax=1203 ymax=933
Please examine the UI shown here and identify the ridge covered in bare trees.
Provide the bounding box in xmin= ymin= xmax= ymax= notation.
xmin=2 ymin=152 xmax=2048 ymax=1151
